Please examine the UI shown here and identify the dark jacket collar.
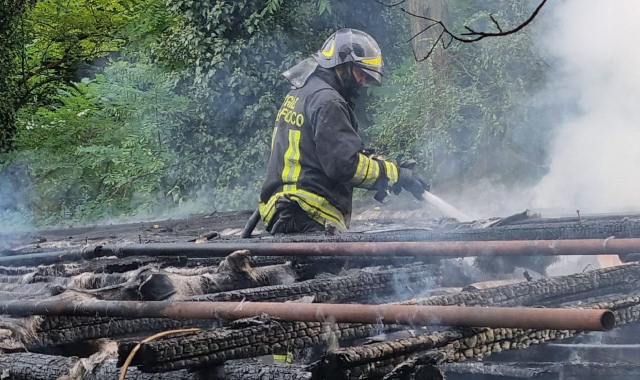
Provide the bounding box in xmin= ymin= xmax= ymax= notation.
xmin=312 ymin=67 xmax=359 ymax=109
xmin=314 ymin=67 xmax=344 ymax=94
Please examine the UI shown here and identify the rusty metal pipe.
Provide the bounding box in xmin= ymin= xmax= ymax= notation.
xmin=0 ymin=300 xmax=615 ymax=331
xmin=97 ymin=237 xmax=640 ymax=259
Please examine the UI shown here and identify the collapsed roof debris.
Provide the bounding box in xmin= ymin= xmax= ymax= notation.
xmin=0 ymin=211 xmax=639 ymax=379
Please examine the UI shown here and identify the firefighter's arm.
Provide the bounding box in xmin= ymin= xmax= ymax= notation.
xmin=312 ymin=99 xmax=398 ymax=189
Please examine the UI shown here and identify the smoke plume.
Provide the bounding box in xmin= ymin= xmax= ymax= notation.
xmin=532 ymin=0 xmax=640 ymax=213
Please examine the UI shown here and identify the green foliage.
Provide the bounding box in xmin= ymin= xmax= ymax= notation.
xmin=17 ymin=0 xmax=143 ymax=107
xmin=261 ymin=0 xmax=282 ymax=16
xmin=317 ymin=0 xmax=331 ymax=15
xmin=13 ymin=60 xmax=189 ymax=224
xmin=120 ymin=0 xmax=184 ymax=55
xmin=0 ymin=0 xmax=27 ymax=154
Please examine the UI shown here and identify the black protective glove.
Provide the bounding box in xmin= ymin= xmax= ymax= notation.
xmin=392 ymin=167 xmax=430 ymax=200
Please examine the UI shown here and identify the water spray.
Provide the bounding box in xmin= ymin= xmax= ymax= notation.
xmin=421 ymin=190 xmax=472 ymax=222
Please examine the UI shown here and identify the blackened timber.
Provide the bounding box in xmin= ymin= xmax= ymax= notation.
xmin=98 ymin=237 xmax=640 ymax=259
xmin=0 ymin=352 xmax=311 ymax=380
xmin=205 ymin=362 xmax=312 ymax=380
xmin=33 ymin=316 xmax=215 ymax=347
xmin=0 ymin=352 xmax=77 ymax=380
xmin=118 ymin=319 xmax=381 ymax=372
xmin=440 ymin=362 xmax=559 ymax=378
xmin=401 ymin=262 xmax=640 ymax=307
xmin=183 ymin=264 xmax=438 ymax=303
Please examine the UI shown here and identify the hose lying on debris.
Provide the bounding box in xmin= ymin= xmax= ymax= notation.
xmin=240 ymin=209 xmax=261 ymax=238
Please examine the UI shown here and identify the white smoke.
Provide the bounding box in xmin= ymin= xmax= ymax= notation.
xmin=532 ymin=0 xmax=640 ymax=213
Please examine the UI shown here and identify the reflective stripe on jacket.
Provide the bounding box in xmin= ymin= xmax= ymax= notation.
xmin=259 ymin=69 xmax=398 ymax=229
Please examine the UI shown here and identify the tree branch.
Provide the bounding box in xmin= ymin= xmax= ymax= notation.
xmin=16 ymin=75 xmax=61 ymax=106
xmin=373 ymin=0 xmax=406 ymax=7
xmin=379 ymin=0 xmax=548 ymax=61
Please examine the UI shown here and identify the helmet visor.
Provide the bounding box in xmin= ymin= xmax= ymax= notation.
xmin=360 ymin=67 xmax=382 ymax=86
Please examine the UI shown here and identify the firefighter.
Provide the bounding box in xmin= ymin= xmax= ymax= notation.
xmin=259 ymin=28 xmax=429 ymax=234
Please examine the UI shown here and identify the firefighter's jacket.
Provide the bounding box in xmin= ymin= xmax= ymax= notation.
xmin=259 ymin=69 xmax=399 ymax=230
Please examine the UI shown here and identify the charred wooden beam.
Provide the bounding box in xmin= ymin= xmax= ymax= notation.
xmin=97 ymin=237 xmax=640 ymax=259
xmin=33 ymin=316 xmax=214 ymax=347
xmin=204 ymin=361 xmax=312 ymax=380
xmin=0 ymin=256 xmax=186 ymax=276
xmin=0 ymin=352 xmax=77 ymax=380
xmin=136 ymin=251 xmax=298 ymax=301
xmin=0 ymin=291 xmax=63 ymax=301
xmin=0 ymin=283 xmax=64 ymax=301
xmin=110 ymin=361 xmax=311 ymax=380
xmin=182 ymin=264 xmax=438 ymax=303
xmin=3 ymin=251 xmax=297 ymax=302
xmin=0 ymin=352 xmax=311 ymax=380
xmin=440 ymin=362 xmax=558 ymax=378
xmin=118 ymin=318 xmax=381 ymax=372
xmin=402 ymin=262 xmax=640 ymax=307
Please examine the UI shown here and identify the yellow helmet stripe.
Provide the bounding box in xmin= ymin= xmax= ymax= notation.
xmin=321 ymin=40 xmax=335 ymax=58
xmin=361 ymin=56 xmax=382 ymax=66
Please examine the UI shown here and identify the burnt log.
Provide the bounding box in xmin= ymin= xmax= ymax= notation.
xmin=149 ymin=250 xmax=297 ymax=300
xmin=81 ymin=255 xmax=188 ymax=274
xmin=33 ymin=315 xmax=215 ymax=347
xmin=0 ymin=256 xmax=187 ymax=279
xmin=13 ymin=251 xmax=298 ymax=302
xmin=118 ymin=317 xmax=385 ymax=373
xmin=0 ymin=352 xmax=76 ymax=379
xmin=0 ymin=283 xmax=64 ymax=300
xmin=182 ymin=264 xmax=439 ymax=303
xmin=401 ymin=262 xmax=640 ymax=307
xmin=0 ymin=352 xmax=311 ymax=380
xmin=440 ymin=362 xmax=558 ymax=378
xmin=0 ymin=291 xmax=63 ymax=301
xmin=204 ymin=362 xmax=312 ymax=380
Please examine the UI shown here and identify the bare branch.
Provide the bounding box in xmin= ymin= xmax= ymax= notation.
xmin=380 ymin=0 xmax=548 ymax=61
xmin=489 ymin=13 xmax=503 ymax=33
xmin=374 ymin=0 xmax=407 ymax=7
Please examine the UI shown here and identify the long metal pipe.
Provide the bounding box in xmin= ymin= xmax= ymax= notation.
xmin=0 ymin=300 xmax=615 ymax=331
xmin=97 ymin=237 xmax=640 ymax=259
xmin=0 ymin=247 xmax=98 ymax=267
xmin=3 ymin=237 xmax=639 ymax=267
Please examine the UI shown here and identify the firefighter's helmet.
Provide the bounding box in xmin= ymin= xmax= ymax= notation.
xmin=313 ymin=28 xmax=384 ymax=86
